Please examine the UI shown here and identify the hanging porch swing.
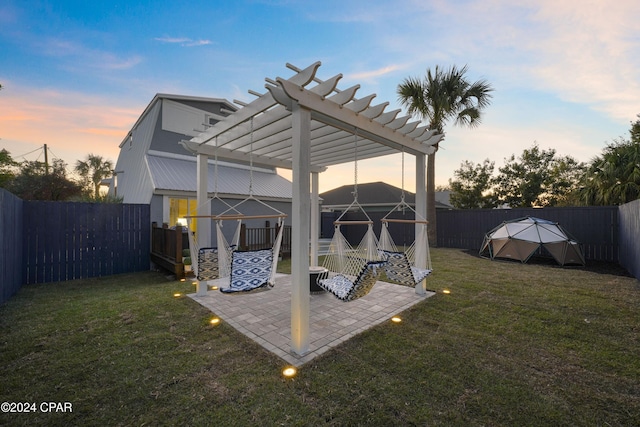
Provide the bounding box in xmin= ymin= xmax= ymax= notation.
xmin=378 ymin=150 xmax=433 ymax=288
xmin=317 ymin=130 xmax=387 ymax=301
xmin=185 ymin=119 xmax=288 ymax=294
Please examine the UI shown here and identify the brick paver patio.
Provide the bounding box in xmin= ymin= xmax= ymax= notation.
xmin=189 ymin=273 xmax=435 ymax=366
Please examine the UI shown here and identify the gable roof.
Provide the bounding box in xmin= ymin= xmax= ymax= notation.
xmin=320 ymin=182 xmax=414 ymax=206
xmin=320 ymin=181 xmax=452 ymax=209
xmin=119 ymin=93 xmax=237 ymax=149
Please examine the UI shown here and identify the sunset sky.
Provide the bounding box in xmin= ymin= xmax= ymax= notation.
xmin=1 ymin=0 xmax=638 ymax=192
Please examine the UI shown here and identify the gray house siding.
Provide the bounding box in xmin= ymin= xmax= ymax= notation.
xmin=148 ymin=103 xmax=189 ymax=157
xmin=112 ymin=94 xmax=293 ymax=254
xmin=112 ymin=102 xmax=158 ymax=204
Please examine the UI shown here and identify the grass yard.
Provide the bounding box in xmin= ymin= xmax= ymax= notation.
xmin=1 ymin=248 xmax=639 ymax=426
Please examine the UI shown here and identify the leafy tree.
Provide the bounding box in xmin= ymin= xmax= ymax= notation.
xmin=545 ymin=155 xmax=587 ymax=206
xmin=0 ymin=149 xmax=18 ymax=188
xmin=397 ymin=65 xmax=493 ymax=243
xmin=75 ymin=154 xmax=114 ymax=200
xmin=493 ymin=143 xmax=585 ymax=207
xmin=7 ymin=159 xmax=83 ymax=200
xmin=449 ymin=159 xmax=498 ymax=209
xmin=578 ymin=115 xmax=640 ymax=205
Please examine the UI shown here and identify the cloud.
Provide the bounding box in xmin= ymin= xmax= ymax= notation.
xmin=365 ymin=1 xmax=639 ymax=123
xmin=40 ymin=38 xmax=143 ymax=71
xmin=524 ymin=0 xmax=640 ymax=121
xmin=349 ymin=64 xmax=405 ymax=81
xmin=154 ymin=36 xmax=213 ymax=47
xmin=0 ymin=82 xmax=140 ymax=164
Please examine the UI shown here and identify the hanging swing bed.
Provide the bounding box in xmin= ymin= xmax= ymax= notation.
xmin=378 ymin=151 xmax=433 ymax=289
xmin=184 ymin=121 xmax=288 ymax=294
xmin=317 ymin=131 xmax=387 ymax=301
xmin=186 ymin=201 xmax=286 ymax=294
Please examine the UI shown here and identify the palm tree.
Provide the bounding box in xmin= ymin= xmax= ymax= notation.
xmin=578 ymin=115 xmax=640 ymax=206
xmin=75 ymin=154 xmax=114 ymax=199
xmin=579 ymin=141 xmax=640 ymax=205
xmin=397 ymin=65 xmax=493 ymax=244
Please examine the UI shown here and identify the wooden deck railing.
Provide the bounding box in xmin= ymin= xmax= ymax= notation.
xmin=150 ymin=221 xmax=291 ymax=279
xmin=150 ymin=222 xmax=186 ymax=279
xmin=240 ymin=223 xmax=292 ymax=257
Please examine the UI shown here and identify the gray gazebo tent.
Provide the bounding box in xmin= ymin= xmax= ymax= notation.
xmin=480 ymin=216 xmax=586 ymax=266
xmin=180 ymin=62 xmax=443 ymax=356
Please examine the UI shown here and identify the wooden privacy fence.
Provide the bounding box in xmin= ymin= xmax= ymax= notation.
xmin=22 ymin=202 xmax=150 ymax=284
xmin=436 ymin=206 xmax=620 ymax=262
xmin=618 ymin=199 xmax=640 ymax=279
xmin=1 ymin=189 xmax=23 ymax=304
xmin=2 ymin=188 xmax=638 ymax=306
xmin=324 ymin=206 xmax=622 ymax=263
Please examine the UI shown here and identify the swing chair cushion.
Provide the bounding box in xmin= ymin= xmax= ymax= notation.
xmin=221 ymin=249 xmax=274 ymax=293
xmin=198 ymin=247 xmax=220 ymax=281
xmin=319 ymin=261 xmax=386 ymax=302
xmin=379 ymin=250 xmax=432 ymax=287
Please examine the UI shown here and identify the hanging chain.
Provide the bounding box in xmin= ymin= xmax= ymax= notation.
xmin=248 ymin=117 xmax=254 ymax=196
xmin=213 ymin=135 xmax=219 ymax=195
xmin=400 ymin=148 xmax=405 ymax=203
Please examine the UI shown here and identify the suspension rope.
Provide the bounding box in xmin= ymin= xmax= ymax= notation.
xmin=353 ymin=129 xmax=358 ymax=200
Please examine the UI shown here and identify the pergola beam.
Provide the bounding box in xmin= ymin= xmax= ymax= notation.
xmin=180 ymin=139 xmax=327 ymax=173
xmin=271 ymin=77 xmax=437 ymax=157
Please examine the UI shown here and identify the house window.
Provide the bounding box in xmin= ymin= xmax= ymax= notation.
xmin=169 ymin=198 xmax=198 ymax=231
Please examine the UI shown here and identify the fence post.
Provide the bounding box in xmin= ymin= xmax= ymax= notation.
xmin=265 ymin=220 xmax=271 ymax=245
xmin=175 ymin=225 xmax=184 ymax=280
xmin=175 ymin=225 xmax=183 ymax=260
xmin=240 ymin=224 xmax=247 ymax=250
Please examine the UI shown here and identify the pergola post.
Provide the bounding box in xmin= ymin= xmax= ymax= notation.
xmin=196 ymin=153 xmax=210 ymax=296
xmin=290 ymin=101 xmax=311 ymax=355
xmin=310 ymin=171 xmax=320 ymax=267
xmin=415 ymin=153 xmax=427 ymax=295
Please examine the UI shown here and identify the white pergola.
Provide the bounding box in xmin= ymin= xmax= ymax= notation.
xmin=181 ymin=61 xmax=443 ymax=356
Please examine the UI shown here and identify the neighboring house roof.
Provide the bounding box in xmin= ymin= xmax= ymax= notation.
xmin=320 ymin=182 xmax=413 ymax=206
xmin=147 ymin=152 xmax=292 ymax=200
xmin=320 ymin=181 xmax=452 ymax=209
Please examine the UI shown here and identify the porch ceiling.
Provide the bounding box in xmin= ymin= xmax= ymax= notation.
xmin=181 ymin=61 xmax=443 ymax=172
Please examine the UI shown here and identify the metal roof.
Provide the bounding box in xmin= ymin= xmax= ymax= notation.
xmin=181 ymin=61 xmax=443 ymax=171
xmin=147 ymin=154 xmax=292 ymax=200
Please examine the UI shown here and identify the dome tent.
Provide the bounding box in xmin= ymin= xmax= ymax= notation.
xmin=480 ymin=216 xmax=585 ymax=266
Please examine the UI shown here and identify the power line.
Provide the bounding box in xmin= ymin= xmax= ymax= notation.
xmin=12 ymin=144 xmax=63 ymax=163
xmin=47 ymin=146 xmax=63 ymax=161
xmin=14 ymin=146 xmax=43 ymax=160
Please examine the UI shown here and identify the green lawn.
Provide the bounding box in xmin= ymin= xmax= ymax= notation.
xmin=1 ymin=248 xmax=638 ymax=426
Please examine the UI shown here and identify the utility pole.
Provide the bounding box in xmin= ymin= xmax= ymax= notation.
xmin=44 ymin=144 xmax=49 ymax=175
